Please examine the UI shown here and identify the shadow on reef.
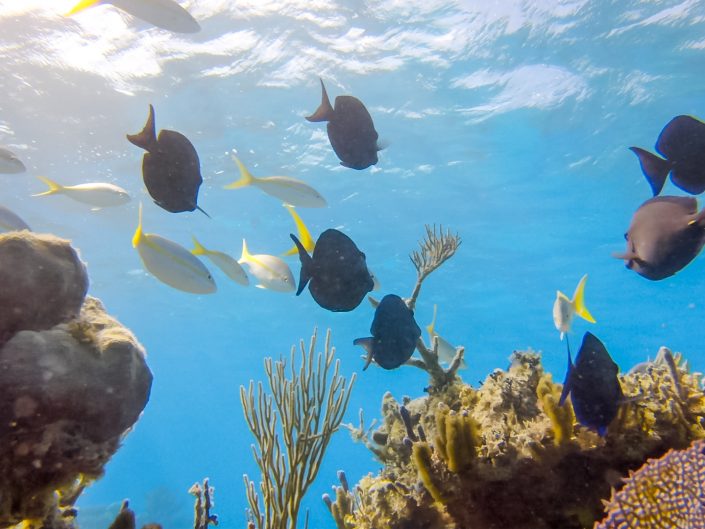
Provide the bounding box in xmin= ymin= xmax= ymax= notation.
xmin=0 ymin=232 xmax=152 ymax=528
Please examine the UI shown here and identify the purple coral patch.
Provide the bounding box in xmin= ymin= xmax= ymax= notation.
xmin=596 ymin=439 xmax=705 ymax=529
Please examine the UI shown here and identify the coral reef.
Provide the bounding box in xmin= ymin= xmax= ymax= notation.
xmin=0 ymin=232 xmax=88 ymax=345
xmin=595 ymin=438 xmax=705 ymax=529
xmin=336 ymin=346 xmax=705 ymax=529
xmin=0 ymin=232 xmax=152 ymax=529
xmin=241 ymin=328 xmax=355 ymax=529
xmin=189 ymin=479 xmax=218 ymax=529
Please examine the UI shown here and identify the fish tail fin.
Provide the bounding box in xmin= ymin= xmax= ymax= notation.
xmin=33 ymin=176 xmax=63 ymax=196
xmin=126 ymin=104 xmax=158 ymax=152
xmin=132 ymin=203 xmax=144 ymax=248
xmin=191 ymin=236 xmax=208 ymax=256
xmin=290 ymin=233 xmax=313 ymax=296
xmin=305 ymin=78 xmax=335 ymax=122
xmin=224 ymin=155 xmax=256 ymax=189
xmin=353 ymin=337 xmax=375 ymax=370
xmin=426 ymin=304 xmax=438 ymax=337
xmin=283 ymin=205 xmax=315 ymax=256
xmin=629 ymin=146 xmax=671 ymax=196
xmin=65 ymin=0 xmax=102 ymax=16
xmin=571 ymin=274 xmax=596 ymax=324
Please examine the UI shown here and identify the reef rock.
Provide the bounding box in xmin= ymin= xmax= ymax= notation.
xmin=0 ymin=294 xmax=153 ymax=527
xmin=334 ymin=348 xmax=705 ymax=529
xmin=0 ymin=232 xmax=88 ymax=344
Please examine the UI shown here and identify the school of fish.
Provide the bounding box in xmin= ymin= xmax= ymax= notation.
xmin=1 ymin=0 xmax=704 ymax=438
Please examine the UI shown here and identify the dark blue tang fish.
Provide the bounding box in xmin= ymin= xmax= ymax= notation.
xmin=127 ymin=104 xmax=209 ymax=216
xmin=306 ymin=78 xmax=382 ymax=170
xmin=559 ymin=332 xmax=623 ymax=436
xmin=630 ymin=115 xmax=705 ymax=196
xmin=290 ymin=228 xmax=374 ymax=312
xmin=354 ymin=294 xmax=421 ymax=370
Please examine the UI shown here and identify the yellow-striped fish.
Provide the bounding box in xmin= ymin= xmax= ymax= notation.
xmin=192 ymin=237 xmax=249 ymax=286
xmin=225 ymin=155 xmax=327 ymax=208
xmin=239 ymin=239 xmax=295 ymax=292
xmin=132 ymin=204 xmax=216 ymax=294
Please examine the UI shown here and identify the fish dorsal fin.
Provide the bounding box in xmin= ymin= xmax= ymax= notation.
xmin=191 ymin=236 xmax=209 ymax=256
xmin=224 ymin=155 xmax=256 ymax=189
xmin=126 ymin=105 xmax=158 ymax=152
xmin=33 ymin=176 xmax=63 ymax=197
xmin=571 ymin=274 xmax=596 ymax=324
xmin=305 ymin=78 xmax=335 ymax=123
xmin=65 ymin=0 xmax=102 ymax=16
xmin=132 ymin=203 xmax=144 ymax=248
xmin=426 ymin=304 xmax=438 ymax=337
xmin=282 ymin=205 xmax=315 ymax=256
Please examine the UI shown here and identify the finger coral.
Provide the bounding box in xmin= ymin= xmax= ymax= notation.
xmin=336 ymin=347 xmax=705 ymax=529
xmin=595 ymin=439 xmax=705 ymax=529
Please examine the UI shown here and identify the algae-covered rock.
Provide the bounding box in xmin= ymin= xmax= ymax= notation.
xmin=0 ymin=232 xmax=88 ymax=344
xmin=0 ymin=294 xmax=152 ymax=527
xmin=341 ymin=348 xmax=705 ymax=529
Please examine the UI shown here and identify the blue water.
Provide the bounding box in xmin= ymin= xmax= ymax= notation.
xmin=2 ymin=1 xmax=705 ymax=527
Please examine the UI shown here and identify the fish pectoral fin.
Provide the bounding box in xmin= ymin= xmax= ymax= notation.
xmin=354 ymin=337 xmax=375 ymax=370
xmin=629 ymin=146 xmax=671 ymax=196
xmin=305 ymin=78 xmax=335 ymax=122
xmin=612 ymin=250 xmax=636 ymax=260
xmin=367 ymin=295 xmax=380 ymax=308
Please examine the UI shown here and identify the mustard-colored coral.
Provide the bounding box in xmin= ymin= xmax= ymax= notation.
xmin=434 ymin=406 xmax=480 ymax=473
xmin=537 ymin=373 xmax=575 ymax=446
xmin=412 ymin=442 xmax=447 ymax=504
xmin=337 ymin=347 xmax=705 ymax=529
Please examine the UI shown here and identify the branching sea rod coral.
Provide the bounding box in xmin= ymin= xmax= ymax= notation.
xmin=368 ymin=225 xmax=464 ymax=389
xmin=241 ymin=329 xmax=355 ymax=529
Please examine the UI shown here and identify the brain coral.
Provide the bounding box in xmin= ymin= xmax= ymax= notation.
xmin=595 ymin=439 xmax=705 ymax=529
